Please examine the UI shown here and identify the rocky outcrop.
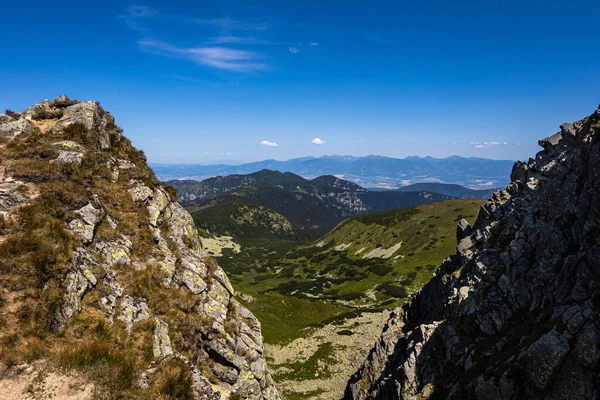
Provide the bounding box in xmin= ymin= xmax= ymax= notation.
xmin=344 ymin=106 xmax=600 ymax=399
xmin=0 ymin=97 xmax=280 ymax=399
xmin=0 ymin=119 xmax=38 ymax=138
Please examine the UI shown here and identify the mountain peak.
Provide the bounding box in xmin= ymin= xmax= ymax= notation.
xmin=0 ymin=98 xmax=281 ymax=399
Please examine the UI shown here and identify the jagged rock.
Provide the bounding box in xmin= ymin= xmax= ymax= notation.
xmin=20 ymin=99 xmax=53 ymax=120
xmin=53 ymin=101 xmax=117 ymax=150
xmin=75 ymin=203 xmax=105 ymax=226
xmin=0 ymin=119 xmax=37 ymax=138
xmin=344 ymin=105 xmax=600 ymax=400
xmin=456 ymin=218 xmax=472 ymax=241
xmin=517 ymin=328 xmax=570 ymax=391
xmin=100 ymin=269 xmax=124 ymax=321
xmin=54 ymin=94 xmax=70 ymax=103
xmin=147 ymin=188 xmax=170 ymax=227
xmin=68 ymin=203 xmax=105 ymax=243
xmin=153 ymin=318 xmax=174 ymax=360
xmin=117 ymin=295 xmax=150 ymax=334
xmin=128 ymin=180 xmax=153 ymax=202
xmin=52 ymin=249 xmax=98 ymax=331
xmin=0 ymin=97 xmax=281 ymax=400
xmin=96 ymin=236 xmax=132 ymax=266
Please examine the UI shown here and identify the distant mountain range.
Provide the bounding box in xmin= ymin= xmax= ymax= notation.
xmin=152 ymin=155 xmax=514 ymax=189
xmin=394 ymin=182 xmax=497 ymax=199
xmin=168 ymin=170 xmax=493 ymax=239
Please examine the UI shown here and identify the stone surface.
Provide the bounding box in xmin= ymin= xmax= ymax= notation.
xmin=53 ymin=101 xmax=118 ymax=150
xmin=344 ymin=106 xmax=600 ymax=400
xmin=0 ymin=119 xmax=38 ymax=138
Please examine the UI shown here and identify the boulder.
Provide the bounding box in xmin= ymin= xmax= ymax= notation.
xmin=0 ymin=114 xmax=15 ymax=125
xmin=20 ymin=99 xmax=53 ymax=120
xmin=0 ymin=119 xmax=38 ymax=138
xmin=53 ymin=101 xmax=117 ymax=150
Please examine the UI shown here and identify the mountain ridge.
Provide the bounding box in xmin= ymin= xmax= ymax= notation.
xmin=169 ymin=170 xmax=456 ymax=239
xmin=0 ymin=96 xmax=281 ymax=399
xmin=344 ymin=107 xmax=600 ymax=399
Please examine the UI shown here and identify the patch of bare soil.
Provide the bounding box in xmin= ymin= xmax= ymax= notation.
xmin=0 ymin=362 xmax=94 ymax=400
xmin=32 ymin=119 xmax=59 ymax=134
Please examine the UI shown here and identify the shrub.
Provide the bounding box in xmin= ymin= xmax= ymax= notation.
xmin=5 ymin=109 xmax=20 ymax=119
xmin=31 ymin=109 xmax=63 ymax=120
xmin=155 ymin=361 xmax=194 ymax=400
xmin=52 ymin=99 xmax=78 ymax=108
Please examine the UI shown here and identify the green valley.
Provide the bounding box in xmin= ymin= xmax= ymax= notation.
xmin=195 ymin=198 xmax=484 ymax=399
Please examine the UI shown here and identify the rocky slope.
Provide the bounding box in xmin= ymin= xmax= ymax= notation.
xmin=0 ymin=96 xmax=280 ymax=399
xmin=344 ymin=105 xmax=600 ymax=399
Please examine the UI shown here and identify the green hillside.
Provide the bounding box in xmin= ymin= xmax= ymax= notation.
xmin=216 ymin=198 xmax=484 ymax=343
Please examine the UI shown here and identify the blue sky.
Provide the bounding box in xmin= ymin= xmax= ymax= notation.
xmin=1 ymin=0 xmax=599 ymax=163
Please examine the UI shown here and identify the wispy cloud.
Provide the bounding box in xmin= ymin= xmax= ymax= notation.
xmin=193 ymin=17 xmax=270 ymax=33
xmin=260 ymin=140 xmax=279 ymax=147
xmin=121 ymin=5 xmax=315 ymax=73
xmin=471 ymin=141 xmax=509 ymax=148
xmin=138 ymin=39 xmax=269 ymax=72
xmin=311 ymin=137 xmax=326 ymax=145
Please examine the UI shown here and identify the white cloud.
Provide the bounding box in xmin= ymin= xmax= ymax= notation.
xmin=311 ymin=137 xmax=326 ymax=145
xmin=260 ymin=140 xmax=279 ymax=147
xmin=471 ymin=141 xmax=509 ymax=149
xmin=288 ymin=47 xmax=300 ymax=54
xmin=138 ymin=40 xmax=269 ymax=72
xmin=310 ymin=42 xmax=319 ymax=47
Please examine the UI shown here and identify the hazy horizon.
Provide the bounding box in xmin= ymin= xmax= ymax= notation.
xmin=149 ymin=152 xmax=519 ymax=166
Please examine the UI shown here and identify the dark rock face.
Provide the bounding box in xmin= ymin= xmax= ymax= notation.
xmin=344 ymin=106 xmax=600 ymax=400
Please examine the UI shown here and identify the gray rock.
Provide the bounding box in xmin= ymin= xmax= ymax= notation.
xmin=53 ymin=101 xmax=117 ymax=150
xmin=52 ymin=249 xmax=98 ymax=331
xmin=0 ymin=114 xmax=15 ymax=125
xmin=0 ymin=181 xmax=27 ymax=211
xmin=20 ymin=99 xmax=53 ymax=120
xmin=118 ymin=295 xmax=150 ymax=334
xmin=153 ymin=318 xmax=174 ymax=360
xmin=0 ymin=119 xmax=38 ymax=138
xmin=517 ymin=328 xmax=570 ymax=391
xmin=344 ymin=105 xmax=600 ymax=400
xmin=54 ymin=94 xmax=70 ymax=103
xmin=75 ymin=203 xmax=105 ymax=226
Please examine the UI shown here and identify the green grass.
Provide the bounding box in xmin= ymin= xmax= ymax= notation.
xmin=213 ymin=199 xmax=483 ymax=345
xmin=273 ymin=342 xmax=336 ymax=381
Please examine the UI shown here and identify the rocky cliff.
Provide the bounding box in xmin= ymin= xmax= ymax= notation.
xmin=344 ymin=106 xmax=600 ymax=399
xmin=0 ymin=97 xmax=280 ymax=399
